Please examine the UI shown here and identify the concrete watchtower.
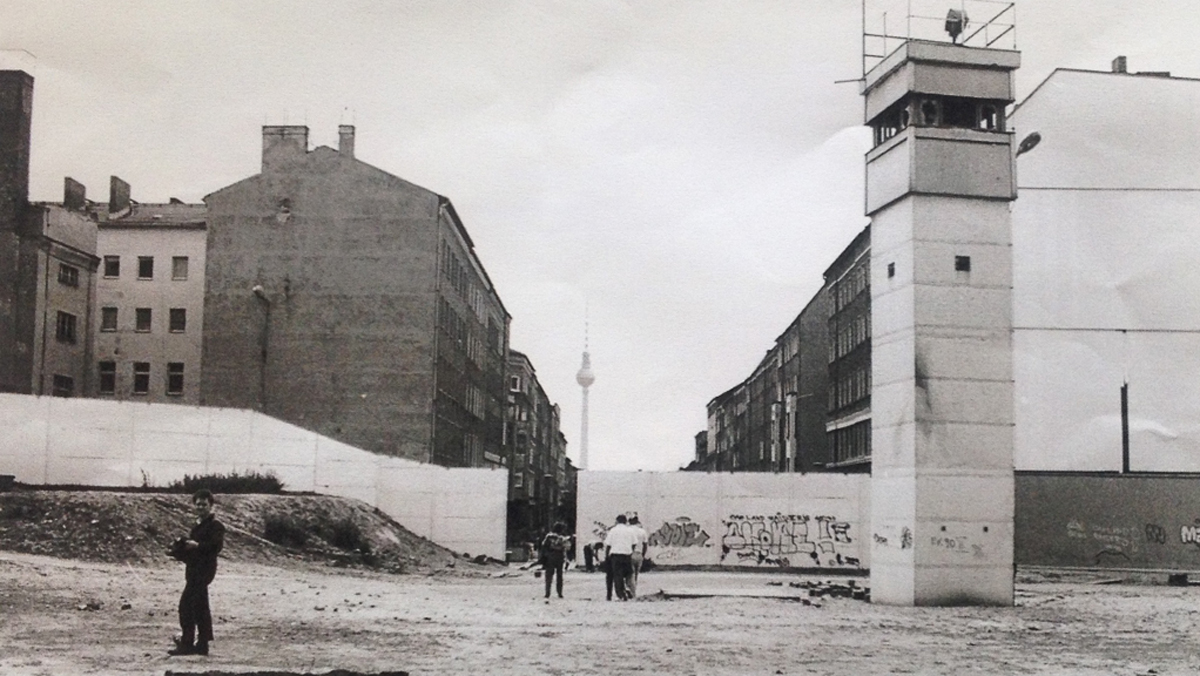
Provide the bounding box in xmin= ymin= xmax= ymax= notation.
xmin=863 ymin=39 xmax=1020 ymax=605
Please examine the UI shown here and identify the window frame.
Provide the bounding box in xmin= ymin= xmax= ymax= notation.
xmin=168 ymin=308 xmax=187 ymax=333
xmin=55 ymin=311 xmax=77 ymax=344
xmin=98 ymin=361 xmax=116 ymax=395
xmin=132 ymin=362 xmax=151 ymax=395
xmin=171 ymin=256 xmax=189 ymax=281
xmin=137 ymin=256 xmax=154 ymax=280
xmin=103 ymin=255 xmax=120 ymax=278
xmin=57 ymin=263 xmax=79 ymax=287
xmin=51 ymin=374 xmax=74 ymax=397
xmin=100 ymin=307 xmax=118 ymax=332
xmin=135 ymin=308 xmax=152 ymax=333
xmin=166 ymin=362 xmax=185 ymax=396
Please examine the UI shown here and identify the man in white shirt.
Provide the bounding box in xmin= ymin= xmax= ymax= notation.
xmin=628 ymin=515 xmax=649 ymax=598
xmin=603 ymin=514 xmax=638 ymax=600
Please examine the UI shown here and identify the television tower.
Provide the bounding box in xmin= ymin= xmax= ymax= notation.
xmin=575 ymin=320 xmax=595 ymax=470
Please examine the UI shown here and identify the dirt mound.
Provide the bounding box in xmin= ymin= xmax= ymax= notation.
xmin=0 ymin=489 xmax=487 ymax=574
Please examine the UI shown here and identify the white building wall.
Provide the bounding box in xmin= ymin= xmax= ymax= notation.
xmin=94 ymin=224 xmax=206 ymax=403
xmin=1012 ymin=70 xmax=1200 ymax=473
xmin=577 ymin=471 xmax=870 ymax=570
xmin=0 ymin=393 xmax=507 ymax=559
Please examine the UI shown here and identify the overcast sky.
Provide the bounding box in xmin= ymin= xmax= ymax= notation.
xmin=2 ymin=1 xmax=1195 ymax=471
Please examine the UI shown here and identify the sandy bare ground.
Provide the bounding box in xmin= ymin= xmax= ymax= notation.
xmin=2 ymin=552 xmax=1199 ymax=676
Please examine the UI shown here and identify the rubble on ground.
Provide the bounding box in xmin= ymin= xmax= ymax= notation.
xmin=0 ymin=489 xmax=493 ymax=575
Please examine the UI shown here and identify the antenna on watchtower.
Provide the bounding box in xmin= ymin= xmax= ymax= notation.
xmin=861 ymin=1 xmax=1017 ymax=75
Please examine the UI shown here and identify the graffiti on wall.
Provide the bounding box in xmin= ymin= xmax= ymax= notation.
xmin=1143 ymin=523 xmax=1165 ymax=544
xmin=719 ymin=513 xmax=859 ymax=568
xmin=648 ymin=517 xmax=710 ymax=548
xmin=1066 ymin=520 xmax=1142 ymax=564
xmin=930 ymin=534 xmax=985 ymax=559
xmin=1180 ymin=521 xmax=1200 ymax=547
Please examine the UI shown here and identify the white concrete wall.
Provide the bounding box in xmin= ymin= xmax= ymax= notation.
xmin=0 ymin=393 xmax=507 ymax=559
xmin=577 ymin=471 xmax=870 ymax=570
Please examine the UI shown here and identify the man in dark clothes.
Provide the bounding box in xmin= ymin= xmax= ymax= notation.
xmin=540 ymin=521 xmax=569 ymax=600
xmin=167 ymin=488 xmax=225 ymax=656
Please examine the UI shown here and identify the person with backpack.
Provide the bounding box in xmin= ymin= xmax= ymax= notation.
xmin=540 ymin=522 xmax=570 ymax=600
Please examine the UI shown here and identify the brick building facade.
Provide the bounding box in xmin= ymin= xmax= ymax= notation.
xmin=201 ymin=125 xmax=510 ymax=466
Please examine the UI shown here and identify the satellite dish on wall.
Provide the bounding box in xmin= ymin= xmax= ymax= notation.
xmin=1016 ymin=132 xmax=1042 ymax=157
xmin=945 ymin=9 xmax=969 ymax=44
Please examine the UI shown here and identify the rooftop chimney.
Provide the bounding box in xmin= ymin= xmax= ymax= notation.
xmin=1112 ymin=56 xmax=1127 ymax=74
xmin=338 ymin=125 xmax=355 ymax=158
xmin=262 ymin=125 xmax=309 ymax=173
xmin=0 ymin=70 xmax=33 ymax=232
xmin=109 ymin=176 xmax=131 ymax=214
xmin=64 ymin=177 xmax=86 ymax=211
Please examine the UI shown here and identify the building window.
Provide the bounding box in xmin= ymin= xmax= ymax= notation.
xmin=103 ymin=255 xmax=120 ymax=278
xmin=98 ymin=361 xmax=116 ymax=395
xmin=135 ymin=308 xmax=152 ymax=332
xmin=169 ymin=308 xmax=187 ymax=333
xmin=51 ymin=374 xmax=74 ymax=397
xmin=100 ymin=307 xmax=118 ymax=332
xmin=887 ymin=262 xmax=895 ymax=278
xmin=166 ymin=362 xmax=184 ymax=396
xmin=172 ymin=256 xmax=189 ymax=280
xmin=137 ymin=256 xmax=154 ymax=280
xmin=132 ymin=362 xmax=150 ymax=395
xmin=57 ymin=263 xmax=79 ymax=287
xmin=55 ymin=312 xmax=77 ymax=344
xmin=955 ymin=255 xmax=971 ymax=272
xmin=509 ymin=376 xmax=521 ymax=392
xmin=513 ymin=473 xmax=523 ymax=488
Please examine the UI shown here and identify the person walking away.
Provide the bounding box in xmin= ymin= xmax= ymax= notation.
xmin=540 ymin=522 xmax=570 ymax=600
xmin=167 ymin=489 xmax=225 ymax=656
xmin=603 ymin=514 xmax=637 ymax=600
xmin=628 ymin=515 xmax=649 ymax=598
xmin=599 ymin=545 xmax=615 ymax=600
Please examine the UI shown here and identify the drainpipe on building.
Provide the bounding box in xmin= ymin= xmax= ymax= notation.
xmin=252 ymin=284 xmax=271 ymax=411
xmin=37 ymin=239 xmax=51 ymax=395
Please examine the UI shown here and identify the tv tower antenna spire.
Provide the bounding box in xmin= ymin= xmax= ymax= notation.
xmin=575 ymin=308 xmax=595 ymax=470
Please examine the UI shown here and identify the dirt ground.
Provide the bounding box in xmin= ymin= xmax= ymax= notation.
xmin=3 ymin=551 xmax=1200 ymax=676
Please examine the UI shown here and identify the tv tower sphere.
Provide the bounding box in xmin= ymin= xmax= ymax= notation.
xmin=576 ymin=352 xmax=595 ymax=387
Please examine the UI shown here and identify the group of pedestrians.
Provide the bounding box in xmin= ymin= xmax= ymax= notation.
xmin=536 ymin=513 xmax=650 ymax=602
xmin=601 ymin=514 xmax=648 ymax=601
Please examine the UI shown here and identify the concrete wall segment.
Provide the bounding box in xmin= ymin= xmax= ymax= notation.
xmin=1015 ymin=473 xmax=1200 ymax=572
xmin=0 ymin=394 xmax=506 ymax=559
xmin=578 ymin=471 xmax=870 ymax=570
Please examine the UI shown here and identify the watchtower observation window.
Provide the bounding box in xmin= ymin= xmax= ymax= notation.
xmin=872 ymin=102 xmax=910 ymax=146
xmin=872 ymin=95 xmax=1007 ymax=147
xmin=913 ymin=96 xmax=1006 ymax=132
